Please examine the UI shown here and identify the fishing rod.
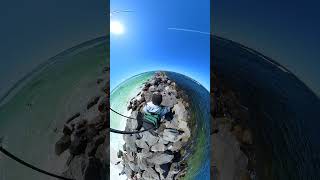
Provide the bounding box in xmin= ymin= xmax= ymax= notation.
xmin=0 ymin=145 xmax=74 ymax=180
xmin=109 ymin=108 xmax=157 ymax=134
xmin=0 ymin=108 xmax=153 ymax=180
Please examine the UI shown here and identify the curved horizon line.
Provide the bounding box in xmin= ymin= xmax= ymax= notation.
xmin=0 ymin=36 xmax=107 ymax=106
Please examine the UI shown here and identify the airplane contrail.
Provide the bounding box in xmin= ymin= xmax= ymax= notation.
xmin=168 ymin=27 xmax=211 ymax=35
xmin=109 ymin=10 xmax=134 ymax=16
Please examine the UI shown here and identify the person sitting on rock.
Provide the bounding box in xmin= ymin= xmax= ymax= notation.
xmin=136 ymin=93 xmax=170 ymax=135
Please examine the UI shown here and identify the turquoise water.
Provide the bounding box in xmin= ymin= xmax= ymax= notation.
xmin=110 ymin=72 xmax=153 ymax=179
xmin=0 ymin=38 xmax=107 ymax=180
xmin=109 ymin=71 xmax=210 ymax=180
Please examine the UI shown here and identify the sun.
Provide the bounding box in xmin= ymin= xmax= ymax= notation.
xmin=110 ymin=20 xmax=124 ymax=35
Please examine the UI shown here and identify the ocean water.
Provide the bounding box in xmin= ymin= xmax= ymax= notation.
xmin=213 ymin=36 xmax=320 ymax=180
xmin=110 ymin=72 xmax=153 ymax=179
xmin=110 ymin=71 xmax=210 ymax=180
xmin=0 ymin=38 xmax=107 ymax=180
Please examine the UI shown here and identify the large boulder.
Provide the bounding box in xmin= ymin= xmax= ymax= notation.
xmin=136 ymin=139 xmax=149 ymax=149
xmin=142 ymin=167 xmax=160 ymax=180
xmin=147 ymin=152 xmax=174 ymax=165
xmin=141 ymin=131 xmax=159 ymax=146
xmin=162 ymin=129 xmax=182 ymax=143
xmin=151 ymin=142 xmax=166 ymax=152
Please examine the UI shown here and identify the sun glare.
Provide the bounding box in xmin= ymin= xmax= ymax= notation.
xmin=110 ymin=20 xmax=124 ymax=35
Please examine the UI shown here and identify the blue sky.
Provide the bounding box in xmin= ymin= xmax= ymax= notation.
xmin=213 ymin=0 xmax=320 ymax=97
xmin=110 ymin=0 xmax=210 ymax=91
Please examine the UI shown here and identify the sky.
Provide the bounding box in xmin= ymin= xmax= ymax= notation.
xmin=213 ymin=0 xmax=320 ymax=97
xmin=110 ymin=0 xmax=210 ymax=91
xmin=0 ymin=0 xmax=107 ymax=97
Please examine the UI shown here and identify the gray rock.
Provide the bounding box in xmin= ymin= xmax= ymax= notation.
xmin=142 ymin=167 xmax=160 ymax=180
xmin=83 ymin=157 xmax=105 ymax=180
xmin=149 ymin=86 xmax=156 ymax=92
xmin=55 ymin=135 xmax=71 ymax=155
xmin=63 ymin=124 xmax=73 ymax=135
xmin=123 ymin=135 xmax=137 ymax=152
xmin=161 ymin=94 xmax=177 ymax=107
xmin=96 ymin=143 xmax=108 ymax=164
xmin=128 ymin=162 xmax=139 ymax=172
xmin=168 ymin=141 xmax=182 ymax=152
xmin=136 ymin=139 xmax=149 ymax=149
xmin=158 ymin=138 xmax=169 ymax=145
xmin=69 ymin=136 xmax=87 ymax=155
xmin=166 ymin=163 xmax=180 ymax=180
xmin=157 ymin=83 xmax=166 ymax=91
xmin=62 ymin=155 xmax=86 ymax=180
xmin=162 ymin=129 xmax=182 ymax=143
xmin=137 ymin=149 xmax=153 ymax=159
xmin=141 ymin=131 xmax=159 ymax=146
xmin=151 ymin=143 xmax=166 ymax=152
xmin=87 ymin=96 xmax=100 ymax=110
xmin=155 ymin=165 xmax=165 ymax=179
xmin=137 ymin=158 xmax=148 ymax=170
xmin=147 ymin=153 xmax=174 ymax=165
xmin=124 ymin=165 xmax=133 ymax=178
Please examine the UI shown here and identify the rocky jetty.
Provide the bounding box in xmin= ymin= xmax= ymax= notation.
xmin=211 ymin=75 xmax=256 ymax=180
xmin=118 ymin=72 xmax=191 ymax=180
xmin=54 ymin=66 xmax=109 ymax=180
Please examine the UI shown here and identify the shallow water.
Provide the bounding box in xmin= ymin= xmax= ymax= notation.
xmin=110 ymin=71 xmax=153 ymax=179
xmin=0 ymin=38 xmax=107 ymax=180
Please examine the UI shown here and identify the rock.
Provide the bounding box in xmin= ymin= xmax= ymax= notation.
xmin=162 ymin=129 xmax=182 ymax=142
xmin=173 ymin=101 xmax=188 ymax=121
xmin=69 ymin=136 xmax=87 ymax=155
xmin=96 ymin=143 xmax=108 ymax=164
xmin=85 ymin=134 xmax=105 ymax=156
xmin=168 ymin=141 xmax=182 ymax=152
xmin=87 ymin=96 xmax=100 ymax=110
xmin=119 ymin=72 xmax=192 ymax=179
xmin=123 ymin=135 xmax=137 ymax=152
xmin=156 ymin=163 xmax=171 ymax=179
xmin=166 ymin=163 xmax=180 ymax=179
xmin=124 ymin=165 xmax=133 ymax=178
xmin=63 ymin=124 xmax=73 ymax=136
xmin=98 ymin=98 xmax=107 ymax=113
xmin=212 ymin=129 xmax=248 ymax=180
xmin=136 ymin=139 xmax=149 ymax=149
xmin=161 ymin=94 xmax=177 ymax=107
xmin=87 ymin=125 xmax=100 ymax=140
xmin=137 ymin=149 xmax=153 ymax=159
xmin=141 ymin=131 xmax=159 ymax=146
xmin=158 ymin=138 xmax=169 ymax=145
xmin=76 ymin=119 xmax=88 ymax=129
xmin=66 ymin=112 xmax=80 ymax=124
xmin=147 ymin=153 xmax=174 ymax=165
xmin=142 ymin=167 xmax=160 ymax=180
xmin=151 ymin=143 xmax=166 ymax=152
xmin=83 ymin=157 xmax=104 ymax=180
xmin=55 ymin=135 xmax=71 ymax=155
xmin=128 ymin=162 xmax=139 ymax=172
xmin=117 ymin=150 xmax=124 ymax=158
xmin=150 ymin=80 xmax=156 ymax=85
xmin=149 ymin=86 xmax=156 ymax=92
xmin=157 ymin=83 xmax=166 ymax=91
xmin=62 ymin=155 xmax=86 ymax=180
xmin=96 ymin=78 xmax=104 ymax=84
